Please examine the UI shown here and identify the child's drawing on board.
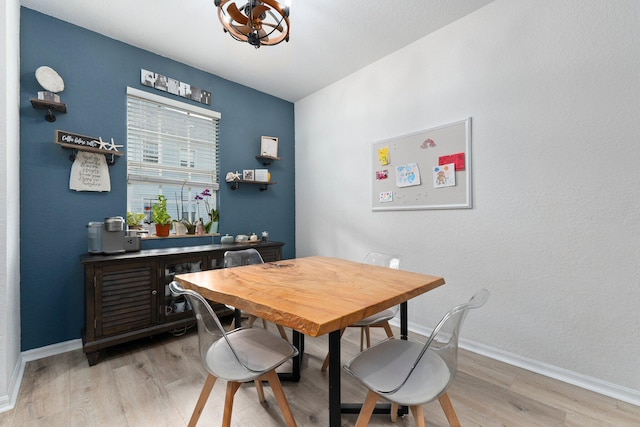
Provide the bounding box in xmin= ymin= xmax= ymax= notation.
xmin=433 ymin=163 xmax=456 ymax=188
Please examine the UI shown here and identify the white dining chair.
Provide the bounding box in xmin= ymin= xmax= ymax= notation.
xmin=344 ymin=289 xmax=490 ymax=427
xmin=321 ymin=252 xmax=401 ymax=372
xmin=224 ymin=248 xmax=289 ymax=341
xmin=169 ymin=281 xmax=298 ymax=427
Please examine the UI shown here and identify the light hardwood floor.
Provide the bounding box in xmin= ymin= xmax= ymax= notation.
xmin=1 ymin=323 xmax=638 ymax=426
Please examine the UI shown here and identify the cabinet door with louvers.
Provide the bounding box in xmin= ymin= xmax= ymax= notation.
xmin=94 ymin=261 xmax=157 ymax=337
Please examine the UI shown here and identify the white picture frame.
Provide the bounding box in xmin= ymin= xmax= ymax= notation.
xmin=243 ymin=169 xmax=255 ymax=181
xmin=260 ymin=136 xmax=279 ymax=158
xmin=255 ymin=169 xmax=269 ymax=182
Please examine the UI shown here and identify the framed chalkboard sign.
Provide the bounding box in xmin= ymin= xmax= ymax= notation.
xmin=371 ymin=118 xmax=472 ymax=211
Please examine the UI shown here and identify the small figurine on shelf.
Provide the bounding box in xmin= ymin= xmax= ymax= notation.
xmin=225 ymin=171 xmax=241 ymax=182
xmin=261 ymin=231 xmax=269 ymax=242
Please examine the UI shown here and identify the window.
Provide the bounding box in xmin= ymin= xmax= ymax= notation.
xmin=126 ymin=87 xmax=221 ymax=223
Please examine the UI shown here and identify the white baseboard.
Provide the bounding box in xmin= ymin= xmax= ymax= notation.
xmin=404 ymin=320 xmax=640 ymax=407
xmin=0 ymin=339 xmax=82 ymax=414
xmin=462 ymin=338 xmax=640 ymax=407
xmin=20 ymin=339 xmax=82 ymax=363
xmin=0 ymin=351 xmax=25 ymax=413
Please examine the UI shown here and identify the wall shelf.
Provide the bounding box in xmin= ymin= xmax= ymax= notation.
xmin=30 ymin=98 xmax=67 ymax=122
xmin=228 ymin=180 xmax=276 ymax=191
xmin=56 ymin=140 xmax=124 ymax=164
xmin=256 ymin=155 xmax=281 ymax=166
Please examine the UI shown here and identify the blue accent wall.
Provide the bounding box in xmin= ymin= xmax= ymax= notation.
xmin=20 ymin=8 xmax=295 ymax=351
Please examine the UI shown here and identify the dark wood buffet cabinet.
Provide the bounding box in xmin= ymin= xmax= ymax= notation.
xmin=81 ymin=241 xmax=284 ymax=365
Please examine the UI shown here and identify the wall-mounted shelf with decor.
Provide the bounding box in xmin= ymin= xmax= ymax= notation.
xmin=226 ymin=139 xmax=280 ymax=191
xmin=55 ymin=130 xmax=124 ymax=164
xmin=56 ymin=141 xmax=124 ymax=158
xmin=255 ymin=155 xmax=281 ymax=166
xmin=228 ymin=180 xmax=276 ymax=192
xmin=30 ymin=98 xmax=67 ymax=122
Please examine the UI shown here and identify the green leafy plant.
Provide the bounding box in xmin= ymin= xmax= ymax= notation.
xmin=209 ymin=208 xmax=219 ymax=222
xmin=152 ymin=195 xmax=172 ymax=226
xmin=126 ymin=212 xmax=146 ymax=227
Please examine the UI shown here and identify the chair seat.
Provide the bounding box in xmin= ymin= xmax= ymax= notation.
xmin=351 ymin=308 xmax=396 ymax=326
xmin=207 ymin=328 xmax=297 ymax=382
xmin=345 ymin=339 xmax=450 ymax=406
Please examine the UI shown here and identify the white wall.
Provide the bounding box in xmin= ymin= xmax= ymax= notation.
xmin=295 ymin=0 xmax=640 ymax=399
xmin=0 ymin=0 xmax=22 ymax=412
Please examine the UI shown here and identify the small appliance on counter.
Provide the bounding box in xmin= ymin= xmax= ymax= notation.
xmin=103 ymin=216 xmax=126 ymax=254
xmin=87 ymin=217 xmax=128 ymax=254
xmin=87 ymin=221 xmax=103 ymax=254
xmin=124 ymin=230 xmax=142 ymax=252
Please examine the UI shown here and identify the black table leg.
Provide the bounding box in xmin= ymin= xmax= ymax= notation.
xmin=400 ymin=301 xmax=408 ymax=340
xmin=275 ymin=330 xmax=303 ymax=382
xmin=234 ymin=308 xmax=242 ymax=330
xmin=399 ymin=301 xmax=409 ymax=416
xmin=290 ymin=330 xmax=303 ymax=382
xmin=328 ymin=329 xmax=341 ymax=427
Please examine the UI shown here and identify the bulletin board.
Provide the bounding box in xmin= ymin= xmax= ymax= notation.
xmin=371 ymin=118 xmax=472 ymax=211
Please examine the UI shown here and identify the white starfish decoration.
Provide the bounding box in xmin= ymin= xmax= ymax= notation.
xmin=97 ymin=137 xmax=109 ymax=150
xmin=107 ymin=138 xmax=123 ymax=152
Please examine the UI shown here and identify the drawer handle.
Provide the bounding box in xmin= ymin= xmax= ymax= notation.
xmin=151 ymin=290 xmax=158 ymax=295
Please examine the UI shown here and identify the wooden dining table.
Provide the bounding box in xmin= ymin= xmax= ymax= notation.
xmin=174 ymin=255 xmax=445 ymax=426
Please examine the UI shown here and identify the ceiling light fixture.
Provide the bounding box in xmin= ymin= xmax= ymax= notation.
xmin=214 ymin=0 xmax=290 ymax=48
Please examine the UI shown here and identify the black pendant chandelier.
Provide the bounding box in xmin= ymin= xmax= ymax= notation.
xmin=214 ymin=0 xmax=290 ymax=48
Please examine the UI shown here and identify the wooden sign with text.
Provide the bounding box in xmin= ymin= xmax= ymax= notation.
xmin=55 ymin=130 xmax=123 ymax=156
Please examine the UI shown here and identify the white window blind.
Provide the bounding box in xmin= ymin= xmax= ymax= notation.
xmin=126 ymin=87 xmax=220 ymax=222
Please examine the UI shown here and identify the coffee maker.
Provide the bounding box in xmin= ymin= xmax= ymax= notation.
xmin=103 ymin=216 xmax=126 ymax=254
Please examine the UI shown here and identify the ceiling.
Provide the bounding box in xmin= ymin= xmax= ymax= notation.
xmin=21 ymin=0 xmax=494 ymax=102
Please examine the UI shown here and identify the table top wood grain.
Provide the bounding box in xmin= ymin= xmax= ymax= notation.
xmin=174 ymin=256 xmax=445 ymax=337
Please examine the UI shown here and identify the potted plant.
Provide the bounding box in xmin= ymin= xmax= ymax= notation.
xmin=152 ymin=195 xmax=172 ymax=237
xmin=126 ymin=212 xmax=146 ymax=230
xmin=175 ymin=182 xmax=197 ymax=234
xmin=207 ymin=208 xmax=219 ymax=234
xmin=197 ymin=188 xmax=219 ymax=234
